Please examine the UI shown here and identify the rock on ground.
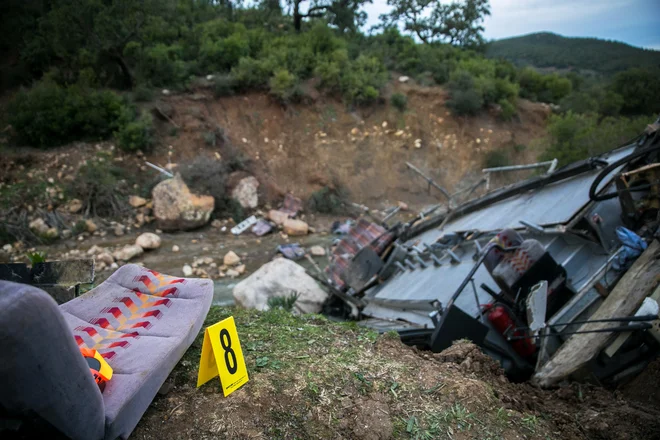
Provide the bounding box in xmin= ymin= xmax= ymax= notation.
xmin=129 ymin=195 xmax=148 ymax=208
xmin=29 ymin=218 xmax=49 ymax=235
xmin=85 ymin=219 xmax=98 ymax=233
xmin=182 ymin=264 xmax=193 ymax=277
xmin=223 ymin=251 xmax=241 ymax=266
xmin=231 ymin=176 xmax=260 ymax=209
xmin=268 ymin=209 xmax=290 ymax=225
xmin=113 ymin=244 xmax=144 ymax=262
xmin=67 ymin=199 xmax=83 ymax=213
xmin=152 ymin=174 xmax=214 ymax=231
xmin=233 ymin=258 xmax=328 ymax=313
xmin=283 ymin=218 xmax=309 ymax=236
xmin=136 ymin=232 xmax=161 ymax=250
xmin=310 ymin=245 xmax=326 ymax=256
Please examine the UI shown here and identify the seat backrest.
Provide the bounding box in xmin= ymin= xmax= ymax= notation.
xmin=0 ymin=281 xmax=105 ymax=440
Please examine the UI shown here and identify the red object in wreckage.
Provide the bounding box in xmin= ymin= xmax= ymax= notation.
xmin=486 ymin=305 xmax=536 ymax=357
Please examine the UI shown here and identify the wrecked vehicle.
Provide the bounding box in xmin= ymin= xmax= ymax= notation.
xmin=323 ymin=118 xmax=660 ymax=386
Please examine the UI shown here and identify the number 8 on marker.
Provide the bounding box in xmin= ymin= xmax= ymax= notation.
xmin=220 ymin=328 xmax=238 ymax=374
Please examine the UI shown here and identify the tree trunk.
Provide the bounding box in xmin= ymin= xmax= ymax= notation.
xmin=293 ymin=0 xmax=302 ymax=32
xmin=113 ymin=54 xmax=134 ymax=89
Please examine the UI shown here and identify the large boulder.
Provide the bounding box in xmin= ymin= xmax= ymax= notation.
xmin=233 ymin=258 xmax=328 ymax=314
xmin=152 ymin=174 xmax=214 ymax=231
xmin=231 ymin=176 xmax=259 ymax=209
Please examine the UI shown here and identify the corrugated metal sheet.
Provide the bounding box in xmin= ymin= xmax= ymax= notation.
xmin=439 ymin=146 xmax=634 ymax=234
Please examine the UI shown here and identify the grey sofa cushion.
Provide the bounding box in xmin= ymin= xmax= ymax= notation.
xmin=1 ymin=264 xmax=213 ymax=440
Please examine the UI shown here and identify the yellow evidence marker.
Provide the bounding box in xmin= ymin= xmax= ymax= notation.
xmin=196 ymin=316 xmax=249 ymax=396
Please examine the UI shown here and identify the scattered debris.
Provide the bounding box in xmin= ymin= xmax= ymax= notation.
xmin=277 ymin=243 xmax=305 ymax=260
xmin=231 ymin=215 xmax=257 ymax=235
xmin=252 ymin=219 xmax=273 ymax=236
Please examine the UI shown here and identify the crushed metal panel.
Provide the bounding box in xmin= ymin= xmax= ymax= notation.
xmin=438 ymin=147 xmax=635 ymax=234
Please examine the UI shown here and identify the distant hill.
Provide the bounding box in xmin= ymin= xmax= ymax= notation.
xmin=486 ymin=32 xmax=660 ymax=75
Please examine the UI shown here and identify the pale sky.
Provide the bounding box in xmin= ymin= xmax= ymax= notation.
xmin=363 ymin=0 xmax=660 ymax=50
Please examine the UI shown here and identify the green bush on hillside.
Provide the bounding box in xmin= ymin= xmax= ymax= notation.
xmin=269 ymin=69 xmax=300 ymax=103
xmin=115 ymin=110 xmax=155 ymax=152
xmin=540 ymin=112 xmax=651 ymax=165
xmin=390 ymin=93 xmax=407 ymax=111
xmin=8 ymin=79 xmax=126 ymax=148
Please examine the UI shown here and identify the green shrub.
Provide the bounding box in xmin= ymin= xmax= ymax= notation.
xmin=137 ymin=43 xmax=189 ymax=87
xmin=339 ymin=56 xmax=387 ymax=105
xmin=269 ymin=69 xmax=300 ymax=103
xmin=232 ymin=57 xmax=271 ymax=89
xmin=132 ymin=84 xmax=154 ymax=102
xmin=308 ymin=186 xmax=347 ymax=214
xmin=267 ymin=291 xmax=300 ymax=311
xmin=200 ymin=33 xmax=250 ymax=72
xmin=540 ymin=112 xmax=651 ymax=165
xmin=8 ymin=79 xmax=126 ymax=148
xmin=213 ymin=74 xmax=236 ymax=97
xmin=115 ymin=111 xmax=154 ymax=152
xmin=67 ymin=154 xmax=132 ymax=217
xmin=447 ymin=89 xmax=483 ymax=116
xmin=390 ymin=93 xmax=407 ymax=112
xmin=498 ymin=98 xmax=517 ymax=121
xmin=484 ymin=150 xmax=510 ymax=169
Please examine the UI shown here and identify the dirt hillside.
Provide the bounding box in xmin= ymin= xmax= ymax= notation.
xmin=155 ymin=80 xmax=550 ymax=209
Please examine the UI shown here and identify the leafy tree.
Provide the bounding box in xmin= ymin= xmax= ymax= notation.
xmin=289 ymin=0 xmax=371 ymax=33
xmin=381 ymin=0 xmax=490 ymax=48
xmin=611 ymin=68 xmax=660 ymax=116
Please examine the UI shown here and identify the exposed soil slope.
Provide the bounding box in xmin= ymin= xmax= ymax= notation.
xmin=157 ymin=81 xmax=550 ymax=209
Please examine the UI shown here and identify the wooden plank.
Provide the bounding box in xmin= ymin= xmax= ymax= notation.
xmin=533 ymin=239 xmax=660 ymax=388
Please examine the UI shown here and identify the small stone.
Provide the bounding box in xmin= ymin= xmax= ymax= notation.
xmin=129 ymin=195 xmax=147 ymax=208
xmin=182 ymin=264 xmax=193 ymax=277
xmin=398 ymin=201 xmax=409 ymax=211
xmin=96 ymin=261 xmax=107 ymax=272
xmin=85 ymin=219 xmax=98 ymax=233
xmin=268 ymin=210 xmax=290 ymax=225
xmin=382 ymin=121 xmax=388 ymax=128
xmin=67 ymin=199 xmax=83 ymax=213
xmin=224 ymin=251 xmax=241 ymax=266
xmin=87 ymin=245 xmax=104 ymax=255
xmin=395 ymin=130 xmax=404 ymax=137
xmin=29 ymin=218 xmax=49 ymax=235
xmin=61 ymin=229 xmax=72 ymax=239
xmin=113 ymin=224 xmax=125 ymax=236
xmin=235 ymin=264 xmax=246 ymax=275
xmin=44 ymin=227 xmax=59 ymax=239
xmin=2 ymin=244 xmax=13 ymax=253
xmin=241 ymin=138 xmax=248 ymax=143
xmin=96 ymin=252 xmax=114 ymax=265
xmin=162 ymin=89 xmax=170 ymax=95
xmin=476 ymin=138 xmax=481 ymax=144
xmin=226 ymin=269 xmax=240 ymax=278
xmin=112 ymin=244 xmax=144 ymax=262
xmin=283 ymin=218 xmax=309 ymax=236
xmin=414 ymin=139 xmax=422 ymax=148
xmin=211 ymin=219 xmax=223 ymax=228
xmin=351 ymin=127 xmax=360 ymax=136
xmin=310 ymin=246 xmax=326 ymax=256
xmin=110 ymin=262 xmax=119 ymax=270
xmin=398 ymin=75 xmax=410 ymax=83
xmin=172 ymin=245 xmax=180 ymax=252
xmin=136 ymin=232 xmax=161 ymax=250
